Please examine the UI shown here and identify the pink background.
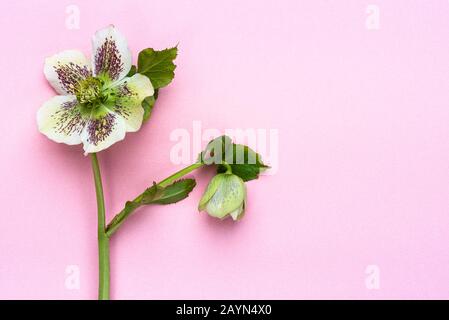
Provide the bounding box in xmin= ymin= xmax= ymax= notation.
xmin=0 ymin=0 xmax=449 ymax=299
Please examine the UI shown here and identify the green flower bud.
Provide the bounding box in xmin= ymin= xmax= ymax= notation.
xmin=198 ymin=173 xmax=246 ymax=221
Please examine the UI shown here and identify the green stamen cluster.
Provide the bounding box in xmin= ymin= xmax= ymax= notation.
xmin=76 ymin=77 xmax=104 ymax=107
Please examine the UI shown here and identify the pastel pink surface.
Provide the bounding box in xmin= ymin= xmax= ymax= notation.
xmin=0 ymin=0 xmax=449 ymax=299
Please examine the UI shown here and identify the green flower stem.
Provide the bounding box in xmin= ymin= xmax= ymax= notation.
xmin=105 ymin=162 xmax=204 ymax=237
xmin=158 ymin=162 xmax=204 ymax=188
xmin=90 ymin=153 xmax=110 ymax=300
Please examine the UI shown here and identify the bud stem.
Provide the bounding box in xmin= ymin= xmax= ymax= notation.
xmin=223 ymin=162 xmax=233 ymax=174
xmin=105 ymin=162 xmax=204 ymax=237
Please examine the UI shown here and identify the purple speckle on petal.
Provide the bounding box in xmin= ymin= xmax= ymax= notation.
xmin=51 ymin=99 xmax=86 ymax=136
xmin=94 ymin=37 xmax=124 ymax=81
xmin=86 ymin=113 xmax=117 ymax=146
xmin=54 ymin=62 xmax=91 ymax=94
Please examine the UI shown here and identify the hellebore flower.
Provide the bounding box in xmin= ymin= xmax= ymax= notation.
xmin=37 ymin=25 xmax=154 ymax=153
xmin=198 ymin=173 xmax=246 ymax=220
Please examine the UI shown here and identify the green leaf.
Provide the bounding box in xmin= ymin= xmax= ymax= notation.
xmin=201 ymin=136 xmax=269 ymax=182
xmin=127 ymin=65 xmax=137 ymax=77
xmin=137 ymin=47 xmax=177 ymax=89
xmin=105 ymin=178 xmax=196 ymax=236
xmin=217 ymin=144 xmax=268 ymax=181
xmin=152 ymin=179 xmax=197 ymax=205
xmin=141 ymin=182 xmax=159 ymax=204
xmin=141 ymin=96 xmax=155 ymax=122
xmin=141 ymin=179 xmax=196 ymax=205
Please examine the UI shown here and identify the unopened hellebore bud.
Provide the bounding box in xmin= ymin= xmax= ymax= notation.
xmin=198 ymin=173 xmax=246 ymax=221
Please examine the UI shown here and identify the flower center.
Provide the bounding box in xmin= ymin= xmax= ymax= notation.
xmin=75 ymin=77 xmax=104 ymax=106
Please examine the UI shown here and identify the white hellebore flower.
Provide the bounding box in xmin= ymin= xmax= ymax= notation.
xmin=198 ymin=173 xmax=246 ymax=221
xmin=37 ymin=25 xmax=154 ymax=154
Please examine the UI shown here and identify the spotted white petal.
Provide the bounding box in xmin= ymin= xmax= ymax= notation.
xmin=80 ymin=111 xmax=127 ymax=154
xmin=37 ymin=95 xmax=85 ymax=145
xmin=44 ymin=50 xmax=92 ymax=95
xmin=111 ymin=74 xmax=154 ymax=132
xmin=91 ymin=25 xmax=132 ymax=82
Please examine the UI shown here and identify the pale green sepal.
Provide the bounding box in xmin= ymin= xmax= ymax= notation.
xmin=198 ymin=174 xmax=223 ymax=211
